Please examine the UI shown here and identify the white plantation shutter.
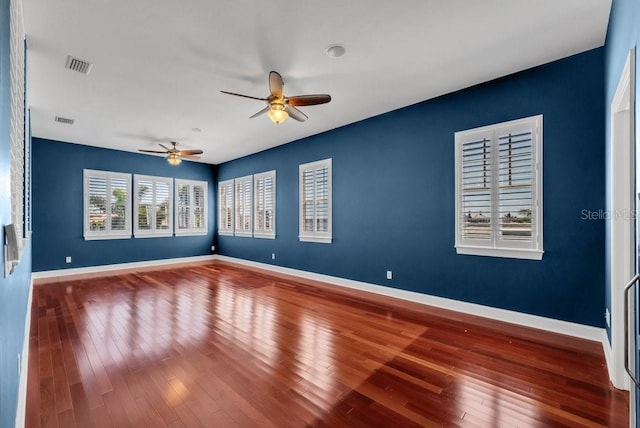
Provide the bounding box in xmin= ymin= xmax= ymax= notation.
xmin=156 ymin=180 xmax=171 ymax=231
xmin=175 ymin=179 xmax=208 ymax=236
xmin=303 ymin=169 xmax=315 ymax=233
xmin=234 ymin=175 xmax=253 ymax=236
xmin=299 ymin=159 xmax=332 ymax=243
xmin=134 ymin=175 xmax=173 ymax=237
xmin=193 ymin=184 xmax=205 ymax=229
xmin=254 ymin=171 xmax=276 ymax=238
xmin=177 ymin=183 xmax=190 ymax=230
xmin=460 ymin=135 xmax=493 ymax=241
xmin=84 ymin=169 xmax=132 ymax=239
xmin=137 ymin=178 xmax=153 ymax=232
xmin=10 ymin=0 xmax=26 ymax=247
xmin=455 ymin=116 xmax=542 ymax=260
xmin=498 ymin=128 xmax=534 ymax=245
xmin=218 ymin=179 xmax=234 ymax=235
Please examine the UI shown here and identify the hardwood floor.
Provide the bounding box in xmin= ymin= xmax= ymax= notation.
xmin=26 ymin=260 xmax=628 ymax=427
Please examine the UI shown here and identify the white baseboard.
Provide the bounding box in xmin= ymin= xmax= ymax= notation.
xmin=214 ymin=255 xmax=606 ymax=344
xmin=32 ymin=255 xmax=216 ymax=280
xmin=15 ymin=276 xmax=33 ymax=428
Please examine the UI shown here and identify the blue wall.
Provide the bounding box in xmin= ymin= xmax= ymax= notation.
xmin=32 ymin=138 xmax=215 ymax=271
xmin=604 ymin=0 xmax=639 ymax=342
xmin=0 ymin=0 xmax=32 ymax=425
xmin=217 ymin=48 xmax=606 ymax=327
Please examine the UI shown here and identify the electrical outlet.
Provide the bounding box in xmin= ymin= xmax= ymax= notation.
xmin=65 ymin=256 xmax=72 ymax=264
xmin=605 ymin=308 xmax=610 ymax=328
xmin=386 ymin=270 xmax=393 ymax=280
xmin=271 ymin=253 xmax=276 ymax=260
xmin=211 ymin=245 xmax=215 ymax=251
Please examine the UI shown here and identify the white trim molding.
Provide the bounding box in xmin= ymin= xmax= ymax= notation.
xmin=609 ymin=47 xmax=635 ymax=392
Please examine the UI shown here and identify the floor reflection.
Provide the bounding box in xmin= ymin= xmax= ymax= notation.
xmin=28 ymin=263 xmax=626 ymax=427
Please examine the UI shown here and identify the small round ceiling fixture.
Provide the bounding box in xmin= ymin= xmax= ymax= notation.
xmin=326 ymin=44 xmax=346 ymax=58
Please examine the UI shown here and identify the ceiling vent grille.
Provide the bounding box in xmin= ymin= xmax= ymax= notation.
xmin=54 ymin=116 xmax=74 ymax=125
xmin=65 ymin=56 xmax=93 ymax=75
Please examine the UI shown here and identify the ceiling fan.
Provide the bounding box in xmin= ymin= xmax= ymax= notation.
xmin=221 ymin=71 xmax=331 ymax=124
xmin=138 ymin=141 xmax=203 ymax=166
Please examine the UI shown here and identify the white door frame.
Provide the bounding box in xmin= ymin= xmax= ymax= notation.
xmin=610 ymin=48 xmax=635 ymax=405
xmin=610 ymin=48 xmax=635 ymax=392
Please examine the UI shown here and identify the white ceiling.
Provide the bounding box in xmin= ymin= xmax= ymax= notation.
xmin=23 ymin=0 xmax=611 ymax=165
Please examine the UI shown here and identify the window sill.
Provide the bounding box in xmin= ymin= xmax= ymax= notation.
xmin=299 ymin=235 xmax=332 ymax=244
xmin=455 ymin=245 xmax=543 ymax=260
xmin=84 ymin=234 xmax=132 ymax=241
xmin=218 ymin=231 xmax=234 ymax=236
xmin=175 ymin=231 xmax=207 ymax=237
xmin=254 ymin=233 xmax=275 ymax=240
xmin=133 ymin=232 xmax=173 ymax=238
xmin=234 ymin=232 xmax=253 ymax=238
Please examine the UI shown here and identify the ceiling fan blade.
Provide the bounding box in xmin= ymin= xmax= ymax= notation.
xmin=159 ymin=143 xmax=172 ymax=151
xmin=269 ymin=71 xmax=284 ymax=99
xmin=182 ymin=155 xmax=202 ymax=160
xmin=139 ymin=149 xmax=168 ymax=154
xmin=285 ymin=105 xmax=308 ymax=122
xmin=178 ymin=149 xmax=203 ymax=156
xmin=220 ymin=90 xmax=268 ymax=102
xmin=288 ymin=94 xmax=332 ymax=107
xmin=249 ymin=106 xmax=270 ymax=119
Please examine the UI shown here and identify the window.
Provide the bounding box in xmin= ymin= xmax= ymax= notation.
xmin=9 ymin=0 xmax=28 ymax=253
xmin=234 ymin=175 xmax=253 ymax=237
xmin=134 ymin=175 xmax=173 ymax=237
xmin=254 ymin=170 xmax=276 ymax=238
xmin=218 ymin=171 xmax=276 ymax=239
xmin=175 ymin=179 xmax=208 ymax=236
xmin=455 ymin=115 xmax=543 ymax=260
xmin=84 ymin=169 xmax=132 ymax=240
xmin=299 ymin=158 xmax=332 ymax=243
xmin=218 ymin=179 xmax=234 ymax=235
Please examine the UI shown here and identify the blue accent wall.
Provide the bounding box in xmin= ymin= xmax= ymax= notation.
xmin=604 ymin=0 xmax=639 ymax=343
xmin=217 ymin=48 xmax=606 ymax=327
xmin=31 ymin=138 xmax=215 ymax=271
xmin=0 ymin=0 xmax=32 ymax=425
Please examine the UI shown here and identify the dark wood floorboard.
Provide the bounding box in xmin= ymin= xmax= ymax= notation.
xmin=26 ymin=260 xmax=628 ymax=427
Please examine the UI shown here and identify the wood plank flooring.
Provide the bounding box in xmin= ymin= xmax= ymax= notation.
xmin=26 ymin=260 xmax=628 ymax=427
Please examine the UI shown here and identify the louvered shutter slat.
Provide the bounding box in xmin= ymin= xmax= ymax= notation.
xmin=461 ymin=137 xmax=492 ymax=240
xmin=498 ymin=131 xmax=533 ymax=242
xmin=88 ymin=176 xmax=107 ymax=231
xmin=156 ymin=181 xmax=170 ymax=230
xmin=137 ymin=179 xmax=153 ymax=230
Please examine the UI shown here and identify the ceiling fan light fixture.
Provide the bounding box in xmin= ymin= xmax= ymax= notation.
xmin=267 ymin=104 xmax=288 ymax=124
xmin=167 ymin=153 xmax=182 ymax=165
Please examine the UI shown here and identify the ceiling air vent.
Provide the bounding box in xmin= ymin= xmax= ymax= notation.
xmin=54 ymin=116 xmax=74 ymax=125
xmin=65 ymin=55 xmax=93 ymax=75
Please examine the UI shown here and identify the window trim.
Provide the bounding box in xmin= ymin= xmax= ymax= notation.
xmin=83 ymin=169 xmax=132 ymax=240
xmin=253 ymin=170 xmax=276 ymax=239
xmin=133 ymin=174 xmax=174 ymax=238
xmin=218 ymin=179 xmax=234 ymax=236
xmin=299 ymin=158 xmax=332 ymax=244
xmin=234 ymin=175 xmax=253 ymax=237
xmin=454 ymin=115 xmax=543 ymax=260
xmin=175 ymin=178 xmax=208 ymax=236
